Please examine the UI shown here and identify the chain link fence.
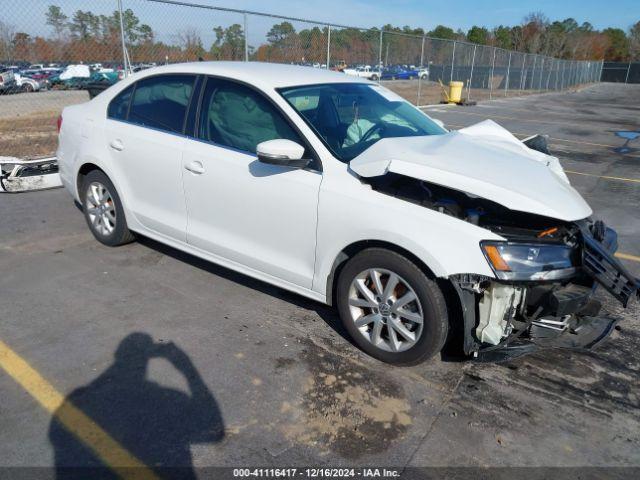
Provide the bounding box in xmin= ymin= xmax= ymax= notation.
xmin=601 ymin=62 xmax=640 ymax=83
xmin=1 ymin=0 xmax=604 ymax=158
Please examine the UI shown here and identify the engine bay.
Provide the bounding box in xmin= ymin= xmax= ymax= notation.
xmin=365 ymin=171 xmax=577 ymax=242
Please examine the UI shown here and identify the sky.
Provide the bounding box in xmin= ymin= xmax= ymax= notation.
xmin=223 ymin=0 xmax=638 ymax=31
xmin=6 ymin=0 xmax=639 ymax=46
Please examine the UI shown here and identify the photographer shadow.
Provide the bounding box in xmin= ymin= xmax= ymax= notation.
xmin=48 ymin=333 xmax=224 ymax=479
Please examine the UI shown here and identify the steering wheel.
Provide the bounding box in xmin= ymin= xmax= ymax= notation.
xmin=359 ymin=122 xmax=386 ymax=144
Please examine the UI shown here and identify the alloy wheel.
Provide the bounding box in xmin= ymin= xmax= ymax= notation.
xmin=347 ymin=268 xmax=424 ymax=352
xmin=85 ymin=181 xmax=116 ymax=237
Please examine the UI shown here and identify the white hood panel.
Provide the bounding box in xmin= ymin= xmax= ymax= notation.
xmin=350 ymin=120 xmax=592 ymax=221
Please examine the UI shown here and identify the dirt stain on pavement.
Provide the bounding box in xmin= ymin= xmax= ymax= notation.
xmin=280 ymin=338 xmax=411 ymax=458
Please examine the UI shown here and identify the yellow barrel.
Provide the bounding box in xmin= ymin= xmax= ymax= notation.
xmin=448 ymin=81 xmax=464 ymax=103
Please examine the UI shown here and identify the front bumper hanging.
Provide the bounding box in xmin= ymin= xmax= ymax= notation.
xmin=0 ymin=156 xmax=62 ymax=193
xmin=455 ymin=222 xmax=638 ymax=362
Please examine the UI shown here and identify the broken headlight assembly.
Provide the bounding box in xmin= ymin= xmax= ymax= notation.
xmin=481 ymin=241 xmax=577 ymax=281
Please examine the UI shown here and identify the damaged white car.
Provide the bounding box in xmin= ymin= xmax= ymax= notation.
xmin=57 ymin=63 xmax=639 ymax=364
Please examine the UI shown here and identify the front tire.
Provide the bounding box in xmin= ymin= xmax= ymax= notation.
xmin=81 ymin=170 xmax=135 ymax=246
xmin=336 ymin=248 xmax=448 ymax=365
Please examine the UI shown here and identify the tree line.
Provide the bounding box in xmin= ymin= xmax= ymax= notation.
xmin=0 ymin=5 xmax=638 ymax=66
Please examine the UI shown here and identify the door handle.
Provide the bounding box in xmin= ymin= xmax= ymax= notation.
xmin=109 ymin=139 xmax=124 ymax=151
xmin=184 ymin=160 xmax=205 ymax=175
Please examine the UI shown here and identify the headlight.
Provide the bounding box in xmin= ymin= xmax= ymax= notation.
xmin=481 ymin=241 xmax=577 ymax=281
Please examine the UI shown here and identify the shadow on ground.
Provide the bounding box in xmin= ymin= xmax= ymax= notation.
xmin=48 ymin=333 xmax=225 ymax=479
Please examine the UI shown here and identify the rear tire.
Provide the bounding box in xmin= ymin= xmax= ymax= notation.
xmin=81 ymin=170 xmax=135 ymax=246
xmin=21 ymin=83 xmax=34 ymax=93
xmin=336 ymin=248 xmax=448 ymax=365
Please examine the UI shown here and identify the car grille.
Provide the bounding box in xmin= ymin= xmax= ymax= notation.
xmin=582 ymin=230 xmax=639 ymax=307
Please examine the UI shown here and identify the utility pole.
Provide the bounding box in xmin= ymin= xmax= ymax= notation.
xmin=117 ymin=0 xmax=129 ymax=76
xmin=326 ymin=26 xmax=331 ymax=70
xmin=244 ymin=13 xmax=248 ymax=61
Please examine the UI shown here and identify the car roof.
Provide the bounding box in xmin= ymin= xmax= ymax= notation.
xmin=132 ymin=61 xmax=370 ymax=89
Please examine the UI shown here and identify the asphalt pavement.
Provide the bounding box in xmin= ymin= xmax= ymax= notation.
xmin=0 ymin=82 xmax=638 ymax=477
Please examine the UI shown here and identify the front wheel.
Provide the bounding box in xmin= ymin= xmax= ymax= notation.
xmin=81 ymin=170 xmax=135 ymax=246
xmin=336 ymin=248 xmax=448 ymax=365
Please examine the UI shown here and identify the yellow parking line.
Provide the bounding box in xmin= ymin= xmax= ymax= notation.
xmin=564 ymin=170 xmax=640 ymax=184
xmin=616 ymin=252 xmax=640 ymax=263
xmin=0 ymin=339 xmax=158 ymax=480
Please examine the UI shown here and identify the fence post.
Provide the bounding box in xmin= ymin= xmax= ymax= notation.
xmin=378 ymin=29 xmax=383 ymax=70
xmin=505 ymin=51 xmax=511 ymax=96
xmin=489 ymin=47 xmax=496 ymax=100
xmin=625 ymin=62 xmax=631 ymax=83
xmin=450 ymin=41 xmax=456 ymax=83
xmin=116 ymin=0 xmax=129 ymax=75
xmin=417 ymin=34 xmax=425 ymax=105
xmin=467 ymin=44 xmax=476 ymax=100
xmin=520 ymin=54 xmax=526 ymax=90
xmin=326 ymin=25 xmax=331 ymax=70
xmin=538 ymin=56 xmax=544 ymax=91
xmin=531 ymin=54 xmax=536 ymax=91
xmin=243 ymin=13 xmax=248 ymax=61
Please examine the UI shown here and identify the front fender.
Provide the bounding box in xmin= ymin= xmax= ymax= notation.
xmin=312 ymin=176 xmax=501 ymax=295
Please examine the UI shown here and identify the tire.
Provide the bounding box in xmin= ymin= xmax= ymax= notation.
xmin=81 ymin=170 xmax=135 ymax=246
xmin=336 ymin=248 xmax=448 ymax=365
xmin=371 ymin=74 xmax=379 ymax=81
xmin=21 ymin=83 xmax=34 ymax=93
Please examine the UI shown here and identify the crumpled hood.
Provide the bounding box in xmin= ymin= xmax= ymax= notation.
xmin=349 ymin=119 xmax=592 ymax=221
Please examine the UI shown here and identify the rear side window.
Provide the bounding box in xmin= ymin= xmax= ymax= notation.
xmin=198 ymin=78 xmax=301 ymax=154
xmin=128 ymin=74 xmax=195 ymax=134
xmin=107 ymin=85 xmax=133 ymax=120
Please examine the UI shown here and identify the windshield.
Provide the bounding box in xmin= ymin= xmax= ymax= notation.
xmin=279 ymin=83 xmax=446 ymax=162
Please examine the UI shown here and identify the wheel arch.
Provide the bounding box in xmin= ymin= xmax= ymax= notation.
xmin=76 ymin=162 xmax=105 ymax=197
xmin=324 ymin=239 xmax=468 ymax=356
xmin=324 ymin=239 xmax=439 ymax=306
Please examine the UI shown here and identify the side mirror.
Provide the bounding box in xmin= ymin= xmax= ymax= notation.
xmin=256 ymin=139 xmax=309 ymax=168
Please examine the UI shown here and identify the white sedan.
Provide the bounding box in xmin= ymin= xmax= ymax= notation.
xmin=57 ymin=62 xmax=637 ymax=364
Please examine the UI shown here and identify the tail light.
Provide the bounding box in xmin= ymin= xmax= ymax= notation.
xmin=56 ymin=114 xmax=63 ymax=133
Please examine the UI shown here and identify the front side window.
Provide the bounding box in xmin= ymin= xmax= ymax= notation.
xmin=128 ymin=74 xmax=195 ymax=134
xmin=107 ymin=85 xmax=133 ymax=120
xmin=198 ymin=78 xmax=301 ymax=154
xmin=280 ymin=83 xmax=446 ymax=161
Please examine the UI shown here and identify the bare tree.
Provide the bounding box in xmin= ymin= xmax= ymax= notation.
xmin=175 ymin=28 xmax=205 ymax=60
xmin=0 ymin=20 xmax=15 ymax=61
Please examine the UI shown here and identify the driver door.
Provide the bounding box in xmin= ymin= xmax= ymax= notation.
xmin=181 ymin=77 xmax=322 ymax=289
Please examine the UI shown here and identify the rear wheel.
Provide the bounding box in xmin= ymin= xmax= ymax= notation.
xmin=21 ymin=83 xmax=34 ymax=93
xmin=336 ymin=248 xmax=448 ymax=365
xmin=81 ymin=170 xmax=135 ymax=246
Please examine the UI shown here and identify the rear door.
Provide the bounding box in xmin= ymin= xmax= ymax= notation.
xmin=105 ymin=74 xmax=198 ymax=241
